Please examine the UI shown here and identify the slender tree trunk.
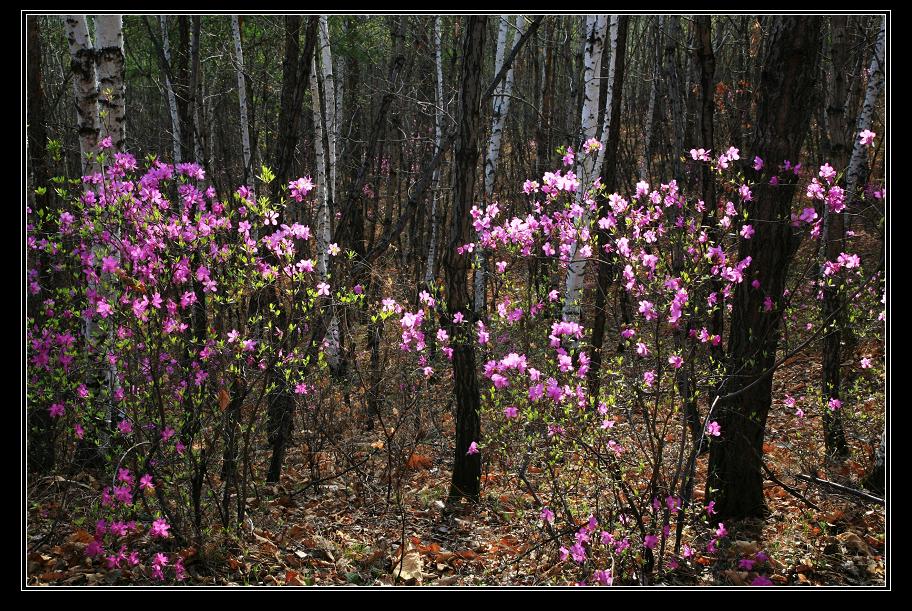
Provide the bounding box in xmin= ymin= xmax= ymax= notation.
xmin=189 ymin=16 xmax=203 ymax=163
xmin=27 ymin=16 xmax=50 ymax=210
xmin=662 ymin=15 xmax=684 ymax=178
xmin=845 ymin=19 xmax=885 ymax=202
xmin=587 ymin=16 xmax=627 ymax=399
xmin=593 ymin=16 xmax=618 ymax=177
xmin=27 ymin=16 xmax=54 ymax=473
xmin=273 ymin=16 xmax=319 ymax=190
xmin=694 ymin=16 xmax=724 ymax=360
xmin=318 ymin=16 xmax=338 ymax=208
xmin=161 ymin=16 xmax=182 ymax=163
xmin=95 ymin=15 xmax=125 ymax=151
xmin=821 ymin=16 xmax=851 ymax=458
xmin=63 ymin=15 xmax=100 ymax=175
xmin=562 ymin=15 xmax=608 ymax=323
xmin=475 ymin=15 xmax=525 ymax=315
xmin=447 ymin=15 xmax=487 ymax=503
xmin=706 ymin=16 xmax=822 ymax=520
xmin=424 ymin=16 xmax=446 ymax=287
xmin=309 ymin=58 xmax=341 ymax=372
xmin=231 ymin=16 xmax=253 ymax=185
xmin=640 ymin=17 xmax=660 ymax=180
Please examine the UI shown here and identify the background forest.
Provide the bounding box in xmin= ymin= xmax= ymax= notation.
xmin=24 ymin=12 xmax=887 ymax=587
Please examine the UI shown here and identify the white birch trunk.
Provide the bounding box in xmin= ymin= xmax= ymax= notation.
xmin=95 ymin=15 xmax=125 ymax=151
xmin=846 ymin=19 xmax=885 ymax=200
xmin=484 ymin=15 xmax=524 ymax=196
xmin=311 ymin=60 xmax=330 ymax=278
xmin=63 ymin=15 xmax=100 ymax=175
xmin=160 ymin=16 xmax=182 ymax=163
xmin=318 ymin=16 xmax=338 ymax=207
xmin=424 ymin=16 xmax=445 ymax=286
xmin=562 ymin=14 xmax=608 ymax=323
xmin=231 ymin=16 xmax=253 ymax=184
xmin=310 ymin=58 xmax=340 ymax=370
xmin=475 ymin=15 xmax=527 ymax=313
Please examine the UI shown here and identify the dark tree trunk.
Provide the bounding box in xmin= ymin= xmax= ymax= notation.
xmin=266 ymin=381 xmax=295 ymax=484
xmin=176 ymin=16 xmax=191 ymax=157
xmin=188 ymin=16 xmax=202 ymax=163
xmin=821 ymin=16 xmax=850 ymax=458
xmin=446 ymin=16 xmax=486 ymax=503
xmin=695 ymin=16 xmax=724 ymax=362
xmin=588 ymin=16 xmax=628 ymax=399
xmin=273 ymin=16 xmax=319 ymax=192
xmin=706 ymin=16 xmax=822 ymax=521
xmin=27 ymin=17 xmax=54 ymax=472
xmin=27 ymin=16 xmax=50 ymax=213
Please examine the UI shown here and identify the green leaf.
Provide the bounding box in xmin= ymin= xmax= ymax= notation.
xmin=258 ymin=165 xmax=276 ymax=184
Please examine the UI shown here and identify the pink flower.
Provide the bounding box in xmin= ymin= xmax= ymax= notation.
xmin=828 ymin=397 xmax=842 ymax=411
xmin=860 ymin=357 xmax=872 ymax=369
xmin=288 ymin=176 xmax=314 ymax=201
xmin=316 ymin=282 xmax=330 ymax=296
xmin=540 ymin=507 xmax=555 ymax=523
xmin=85 ymin=539 xmax=104 ymax=558
xmin=642 ymin=370 xmax=656 ymax=387
xmin=503 ymin=406 xmax=518 ymax=419
xmin=859 ymin=129 xmax=876 ymax=147
xmin=690 ymin=148 xmax=711 ymax=162
xmin=466 ymin=441 xmax=479 ymax=455
xmin=582 ymin=138 xmax=601 ymax=154
xmin=149 ymin=518 xmax=171 ymax=539
xmin=740 ymin=224 xmax=755 ymax=239
xmin=96 ymin=300 xmax=113 ymax=318
xmin=644 ymin=534 xmax=658 ymax=549
xmin=593 ymin=569 xmax=613 ymax=586
xmin=706 ymin=421 xmax=721 ymax=437
xmin=49 ymin=403 xmax=65 ymax=418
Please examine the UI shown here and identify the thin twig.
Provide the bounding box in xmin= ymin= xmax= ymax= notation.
xmin=761 ymin=462 xmax=819 ymax=510
xmin=793 ymin=473 xmax=884 ymax=505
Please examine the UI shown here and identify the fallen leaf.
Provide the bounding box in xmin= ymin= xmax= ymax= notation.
xmin=218 ymin=388 xmax=230 ymax=411
xmin=392 ymin=542 xmax=423 ymax=583
xmin=406 ymin=453 xmax=433 ymax=470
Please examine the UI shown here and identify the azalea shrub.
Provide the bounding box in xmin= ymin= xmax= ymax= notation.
xmin=454 ymin=142 xmax=883 ymax=585
xmin=26 ymin=133 xmax=883 ymax=584
xmin=26 ymin=147 xmax=356 ymax=581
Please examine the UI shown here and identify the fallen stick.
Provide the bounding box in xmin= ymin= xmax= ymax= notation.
xmin=793 ymin=473 xmax=885 ymax=505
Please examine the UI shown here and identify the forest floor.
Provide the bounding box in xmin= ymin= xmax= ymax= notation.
xmin=26 ymin=336 xmax=886 ymax=587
